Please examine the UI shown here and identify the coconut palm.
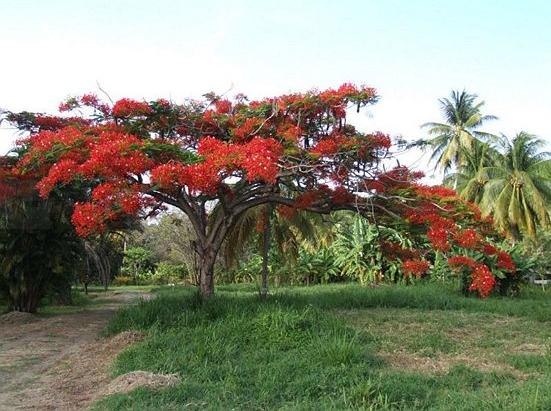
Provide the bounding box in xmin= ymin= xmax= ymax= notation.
xmin=220 ymin=205 xmax=322 ymax=298
xmin=479 ymin=132 xmax=551 ymax=240
xmin=423 ymin=90 xmax=497 ymax=177
xmin=444 ymin=140 xmax=499 ymax=204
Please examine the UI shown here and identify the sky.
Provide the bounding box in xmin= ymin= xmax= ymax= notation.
xmin=1 ymin=0 xmax=550 ymax=180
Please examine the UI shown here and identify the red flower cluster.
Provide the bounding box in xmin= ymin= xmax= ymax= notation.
xmin=152 ymin=136 xmax=282 ymax=194
xmin=214 ymin=99 xmax=232 ymax=114
xmin=330 ymin=186 xmax=355 ymax=205
xmin=483 ymin=243 xmax=498 ymax=255
xmin=72 ymin=202 xmax=107 ymax=237
xmin=448 ymin=255 xmax=478 ymax=270
xmin=425 ymin=216 xmax=456 ymax=252
xmin=310 ymin=134 xmax=350 ymax=156
xmin=377 ymin=166 xmax=424 ymax=191
xmin=362 ymin=179 xmax=385 ymax=193
xmin=454 ymin=229 xmax=480 ymax=249
xmin=415 ymin=185 xmax=456 ymax=199
xmin=79 ymin=131 xmax=153 ymax=178
xmin=72 ymin=182 xmax=155 ymax=236
xmin=402 ymin=259 xmax=430 ymax=278
xmin=150 ymin=162 xmax=188 ymax=189
xmin=241 ymin=137 xmax=282 ymax=183
xmin=447 ymin=255 xmax=496 ymax=298
xmin=497 ymin=251 xmax=516 ymax=272
xmin=59 ymin=93 xmax=111 ymax=114
xmin=28 ymin=128 xmax=153 ymax=198
xmin=36 ymin=159 xmax=79 ymax=198
xmin=369 ymin=132 xmax=392 ymax=150
xmin=381 ymin=241 xmax=420 ymax=261
xmin=112 ymin=98 xmax=152 ymax=117
xmin=469 ymin=264 xmax=496 ymax=298
xmin=277 ymin=123 xmax=302 ymax=142
xmin=233 ymin=118 xmax=262 ymax=141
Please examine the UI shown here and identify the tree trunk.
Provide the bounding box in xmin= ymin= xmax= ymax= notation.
xmin=260 ymin=206 xmax=272 ymax=300
xmin=8 ymin=273 xmax=44 ymax=313
xmin=198 ymin=247 xmax=216 ymax=299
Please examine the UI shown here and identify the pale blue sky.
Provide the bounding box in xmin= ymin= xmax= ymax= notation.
xmin=1 ymin=0 xmax=550 ymax=177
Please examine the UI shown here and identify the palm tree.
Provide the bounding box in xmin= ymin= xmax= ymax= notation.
xmin=423 ymin=90 xmax=497 ymax=178
xmin=444 ymin=140 xmax=498 ymax=204
xmin=479 ymin=132 xmax=551 ymax=240
xmin=220 ymin=205 xmax=321 ymax=298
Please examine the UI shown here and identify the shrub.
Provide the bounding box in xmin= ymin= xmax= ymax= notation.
xmin=151 ymin=262 xmax=186 ymax=284
xmin=112 ymin=275 xmax=135 ymax=286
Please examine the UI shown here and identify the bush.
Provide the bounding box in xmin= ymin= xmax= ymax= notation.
xmin=112 ymin=275 xmax=135 ymax=286
xmin=151 ymin=262 xmax=186 ymax=284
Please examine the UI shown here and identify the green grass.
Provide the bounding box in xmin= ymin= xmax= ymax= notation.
xmin=95 ymin=283 xmax=551 ymax=410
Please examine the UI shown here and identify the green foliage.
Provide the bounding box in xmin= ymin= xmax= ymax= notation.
xmin=121 ymin=247 xmax=155 ymax=280
xmin=151 ymin=262 xmax=187 ymax=285
xmin=332 ymin=216 xmax=383 ymax=284
xmin=112 ymin=275 xmax=135 ymax=287
xmin=331 ymin=216 xmax=413 ymax=284
xmin=0 ymin=195 xmax=83 ymax=312
xmin=116 ymin=258 xmax=187 ymax=286
xmin=292 ymin=248 xmax=341 ymax=284
xmin=129 ymin=212 xmax=197 ymax=279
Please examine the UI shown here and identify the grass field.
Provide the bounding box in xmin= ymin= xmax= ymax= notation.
xmin=95 ymin=283 xmax=551 ymax=410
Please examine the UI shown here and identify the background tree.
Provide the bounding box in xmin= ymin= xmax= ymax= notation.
xmin=479 ymin=132 xmax=551 ymax=240
xmin=443 ymin=140 xmax=497 ymax=203
xmin=220 ymin=204 xmax=320 ymax=297
xmin=0 ymin=158 xmax=84 ymax=312
xmin=422 ymin=90 xmax=497 ymax=179
xmin=130 ymin=212 xmax=197 ymax=282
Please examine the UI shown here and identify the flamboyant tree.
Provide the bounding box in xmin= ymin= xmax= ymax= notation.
xmin=3 ymin=84 xmax=516 ymax=298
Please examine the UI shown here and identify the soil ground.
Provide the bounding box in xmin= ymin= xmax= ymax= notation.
xmin=0 ymin=291 xmax=149 ymax=410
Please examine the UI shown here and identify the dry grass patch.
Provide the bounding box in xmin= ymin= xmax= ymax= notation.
xmin=105 ymin=371 xmax=180 ymax=396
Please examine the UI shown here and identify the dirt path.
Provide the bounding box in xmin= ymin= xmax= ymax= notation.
xmin=0 ymin=291 xmax=149 ymax=410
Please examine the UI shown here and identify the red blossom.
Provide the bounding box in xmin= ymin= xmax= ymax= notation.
xmin=402 ymin=259 xmax=430 ymax=278
xmin=277 ymin=123 xmax=302 ymax=142
xmin=72 ymin=202 xmax=107 ymax=237
xmin=448 ymin=255 xmax=478 ymax=270
xmin=378 ymin=166 xmax=424 ymax=191
xmin=427 ymin=226 xmax=450 ymax=252
xmin=112 ymin=98 xmax=152 ymax=117
xmin=482 ymin=243 xmax=498 ymax=255
xmin=369 ymin=132 xmax=392 ymax=150
xmin=214 ymin=99 xmax=232 ymax=113
xmin=150 ymin=163 xmax=188 ymax=189
xmin=233 ymin=118 xmax=262 ymax=141
xmin=469 ymin=263 xmax=496 ymax=298
xmin=454 ymin=229 xmax=480 ymax=249
xmin=415 ymin=184 xmax=456 ymax=199
xmin=496 ymin=251 xmax=516 ymax=272
xmin=36 ymin=159 xmax=79 ymax=198
xmin=241 ymin=137 xmax=282 ymax=183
